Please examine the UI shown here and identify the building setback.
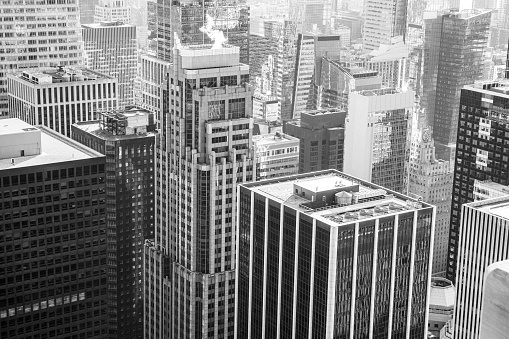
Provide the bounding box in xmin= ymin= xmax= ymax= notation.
xmin=236 ymin=169 xmax=435 ymax=338
xmin=0 ymin=119 xmax=108 ymax=339
xmin=7 ymin=67 xmax=118 ymax=138
xmin=82 ymin=22 xmax=138 ymax=108
xmin=0 ymin=0 xmax=83 ymax=117
xmin=72 ymin=109 xmax=156 ymax=339
xmin=448 ymin=82 xmax=509 ymax=283
xmin=144 ymin=40 xmax=254 ymax=339
xmin=284 ymin=108 xmax=345 ymax=173
xmin=454 ymin=197 xmax=509 ymax=339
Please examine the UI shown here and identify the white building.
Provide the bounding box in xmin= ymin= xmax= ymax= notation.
xmin=428 ymin=278 xmax=455 ymax=337
xmin=363 ymin=0 xmax=408 ymax=52
xmin=344 ymin=88 xmax=414 ymax=193
xmin=253 ymin=94 xmax=279 ymax=122
xmin=0 ymin=0 xmax=83 ymax=117
xmin=7 ymin=67 xmax=118 ymax=137
xmin=252 ymin=132 xmax=299 ymax=180
xmin=138 ymin=53 xmax=170 ymax=123
xmin=454 ymin=196 xmax=509 ymax=338
xmin=480 ymin=259 xmax=509 ymax=339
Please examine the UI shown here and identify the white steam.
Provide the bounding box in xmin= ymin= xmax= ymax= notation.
xmin=199 ymin=14 xmax=227 ymax=49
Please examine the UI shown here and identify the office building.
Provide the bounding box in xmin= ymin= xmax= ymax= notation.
xmin=289 ymin=0 xmax=333 ymax=33
xmin=407 ymin=127 xmax=453 ymax=277
xmin=252 ymin=132 xmax=299 ymax=181
xmin=428 ymin=278 xmax=455 ymax=337
xmin=473 ymin=180 xmax=509 ymax=201
xmin=480 ymin=259 xmax=509 ymax=339
xmin=82 ymin=22 xmax=138 ymax=109
xmin=79 ymin=0 xmax=101 ymax=24
xmin=154 ymin=0 xmax=250 ymax=63
xmin=72 ymin=109 xmax=156 ymax=339
xmin=274 ymin=20 xmax=300 ymax=122
xmin=319 ymin=59 xmax=381 ymax=109
xmin=253 ymin=94 xmax=279 ymax=123
xmin=284 ymin=108 xmax=346 ymax=173
xmin=363 ymin=0 xmax=408 ymax=52
xmin=332 ymin=11 xmax=363 ymax=41
xmin=448 ymin=81 xmax=509 ymax=283
xmin=421 ymin=9 xmax=491 ymax=160
xmin=236 ymin=169 xmax=435 ymax=338
xmin=454 ymin=196 xmax=509 ymax=338
xmin=0 ymin=119 xmax=108 ymax=339
xmin=292 ymin=32 xmax=341 ymax=118
xmin=144 ymin=40 xmax=253 ymax=339
xmin=7 ymin=67 xmax=118 ymax=138
xmin=0 ymin=0 xmax=83 ymax=117
xmin=138 ymin=53 xmax=170 ymax=124
xmin=345 ymin=88 xmax=414 ymax=193
xmin=249 ymin=32 xmax=279 ymax=95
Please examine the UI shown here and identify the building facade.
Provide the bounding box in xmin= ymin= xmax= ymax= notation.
xmin=144 ymin=41 xmax=254 ymax=339
xmin=428 ymin=278 xmax=455 ymax=337
xmin=154 ymin=0 xmax=250 ymax=64
xmin=252 ymin=132 xmax=299 ymax=181
xmin=289 ymin=0 xmax=333 ymax=34
xmin=454 ymin=196 xmax=509 ymax=339
xmin=82 ymin=22 xmax=138 ymax=108
xmin=407 ymin=127 xmax=453 ymax=277
xmin=0 ymin=0 xmax=83 ymax=117
xmin=0 ymin=119 xmax=108 ymax=339
xmin=7 ymin=67 xmax=118 ymax=138
xmin=345 ymin=88 xmax=414 ymax=193
xmin=138 ymin=53 xmax=170 ymax=125
xmin=448 ymin=82 xmax=509 ymax=283
xmin=480 ymin=259 xmax=509 ymax=339
xmin=236 ymin=169 xmax=435 ymax=338
xmin=284 ymin=109 xmax=346 ymax=173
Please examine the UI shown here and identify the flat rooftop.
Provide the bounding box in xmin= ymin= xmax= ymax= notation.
xmin=467 ymin=196 xmax=509 ymax=221
xmin=0 ymin=127 xmax=103 ymax=170
xmin=15 ymin=66 xmax=114 ymax=85
xmin=252 ymin=132 xmax=298 ymax=146
xmin=242 ymin=170 xmax=431 ymax=227
xmin=0 ymin=119 xmax=38 ymax=136
xmin=73 ymin=120 xmax=156 ymax=141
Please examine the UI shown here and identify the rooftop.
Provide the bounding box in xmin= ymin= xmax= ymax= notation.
xmin=0 ymin=125 xmax=103 ymax=171
xmin=82 ymin=21 xmax=135 ymax=29
xmin=242 ymin=170 xmax=431 ymax=227
xmin=429 ymin=278 xmax=455 ymax=309
xmin=467 ymin=196 xmax=509 ymax=220
xmin=252 ymin=132 xmax=298 ymax=146
xmin=0 ymin=119 xmax=38 ymax=136
xmin=15 ymin=66 xmax=114 ymax=85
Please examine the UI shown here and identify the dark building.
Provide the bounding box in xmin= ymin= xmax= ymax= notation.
xmin=236 ymin=169 xmax=435 ymax=338
xmin=447 ymin=81 xmax=509 ymax=283
xmin=284 ymin=109 xmax=345 ymax=173
xmin=72 ymin=109 xmax=157 ymax=339
xmin=0 ymin=119 xmax=108 ymax=339
xmin=420 ymin=9 xmax=491 ymax=160
xmin=155 ymin=0 xmax=250 ymax=63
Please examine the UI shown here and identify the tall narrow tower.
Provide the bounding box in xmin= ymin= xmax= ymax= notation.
xmin=144 ymin=40 xmax=254 ymax=339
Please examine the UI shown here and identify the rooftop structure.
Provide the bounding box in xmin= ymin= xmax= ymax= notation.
xmin=428 ymin=278 xmax=455 ymax=337
xmin=15 ymin=67 xmax=114 ymax=85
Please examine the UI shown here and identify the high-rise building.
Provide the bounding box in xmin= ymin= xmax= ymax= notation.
xmin=454 ymin=196 xmax=509 ymax=338
xmin=480 ymin=259 xmax=509 ymax=339
xmin=72 ymin=109 xmax=157 ymax=339
xmin=274 ymin=20 xmax=299 ymax=122
xmin=289 ymin=0 xmax=333 ymax=33
xmin=7 ymin=67 xmax=118 ymax=138
xmin=138 ymin=53 xmax=170 ymax=124
xmin=0 ymin=0 xmax=83 ymax=117
xmin=154 ymin=0 xmax=250 ymax=63
xmin=0 ymin=119 xmax=108 ymax=339
xmin=292 ymin=32 xmax=341 ymax=119
xmin=332 ymin=11 xmax=363 ymax=41
xmin=421 ymin=9 xmax=491 ymax=160
xmin=248 ymin=31 xmax=279 ymax=94
xmin=79 ymin=0 xmax=101 ymax=24
xmin=236 ymin=169 xmax=435 ymax=338
xmin=363 ymin=0 xmax=408 ymax=52
xmin=284 ymin=108 xmax=346 ymax=173
xmin=344 ymin=88 xmax=414 ymax=193
xmin=319 ymin=59 xmax=381 ymax=109
xmin=82 ymin=22 xmax=138 ymax=109
xmin=407 ymin=127 xmax=453 ymax=277
xmin=144 ymin=40 xmax=253 ymax=339
xmin=252 ymin=132 xmax=299 ymax=181
xmin=448 ymin=81 xmax=509 ymax=283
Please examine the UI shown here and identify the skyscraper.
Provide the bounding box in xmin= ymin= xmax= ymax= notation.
xmin=448 ymin=81 xmax=509 ymax=282
xmin=422 ymin=9 xmax=491 ymax=160
xmin=154 ymin=0 xmax=250 ymax=63
xmin=0 ymin=0 xmax=83 ymax=117
xmin=454 ymin=196 xmax=509 ymax=338
xmin=72 ymin=109 xmax=157 ymax=339
xmin=292 ymin=32 xmax=341 ymax=118
xmin=407 ymin=127 xmax=453 ymax=277
xmin=7 ymin=67 xmax=118 ymax=138
xmin=144 ymin=40 xmax=253 ymax=339
xmin=0 ymin=119 xmax=108 ymax=339
xmin=79 ymin=0 xmax=100 ymax=25
xmin=344 ymin=88 xmax=414 ymax=193
xmin=236 ymin=169 xmax=435 ymax=338
xmin=284 ymin=108 xmax=346 ymax=173
xmin=363 ymin=0 xmax=408 ymax=52
xmin=289 ymin=0 xmax=333 ymax=33
xmin=82 ymin=22 xmax=138 ymax=109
